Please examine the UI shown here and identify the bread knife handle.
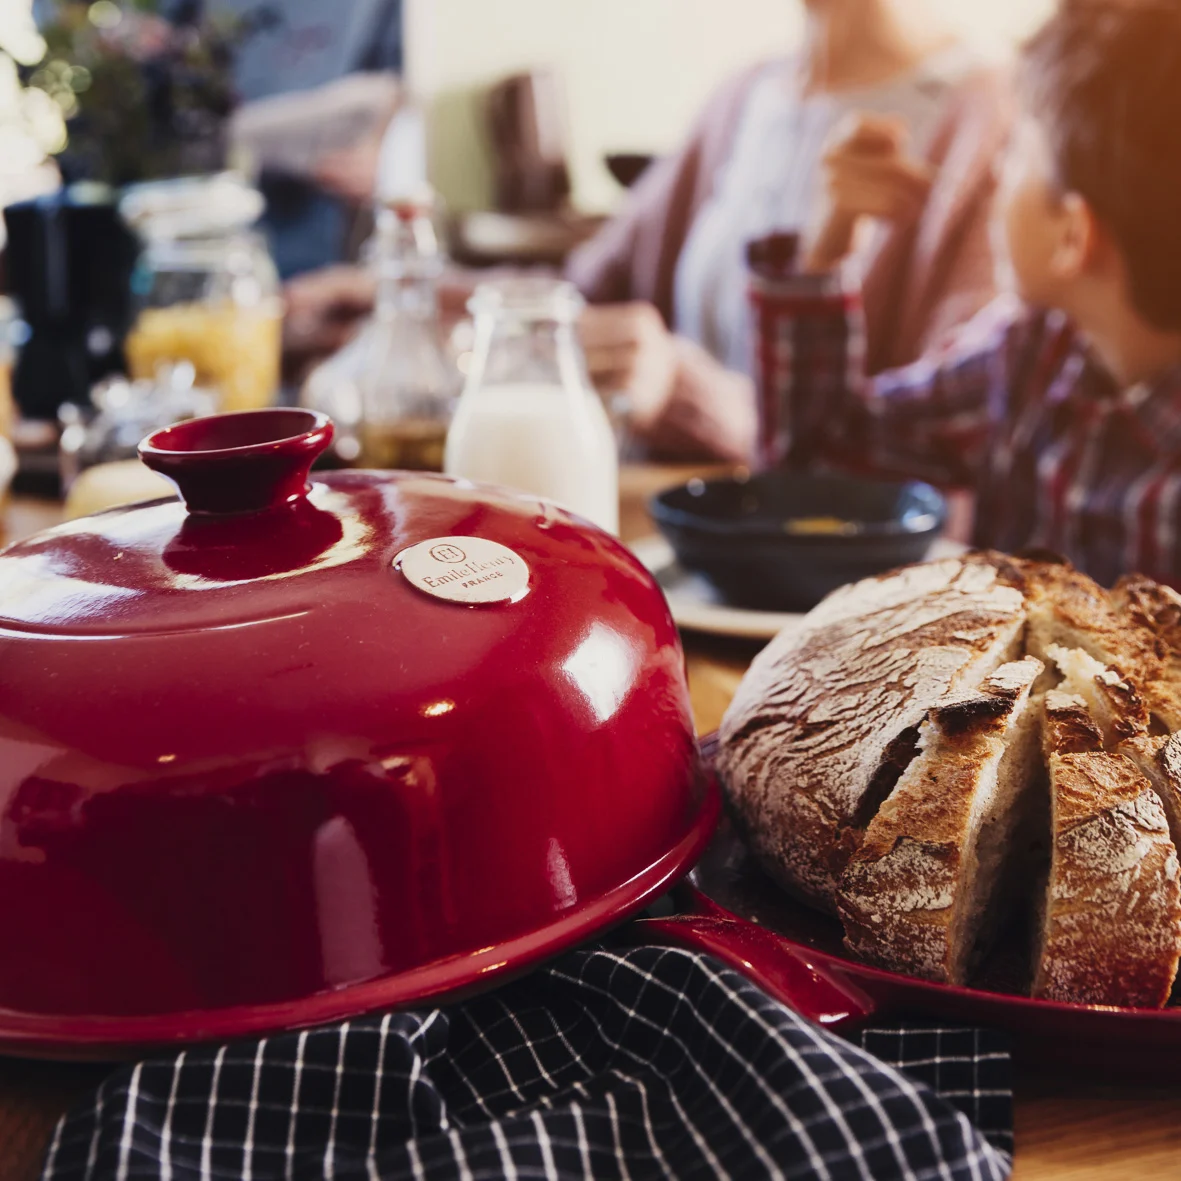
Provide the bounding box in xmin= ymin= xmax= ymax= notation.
xmin=631 ymin=894 xmax=877 ymax=1030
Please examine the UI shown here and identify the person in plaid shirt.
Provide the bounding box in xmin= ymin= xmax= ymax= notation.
xmin=803 ymin=0 xmax=1181 ymax=589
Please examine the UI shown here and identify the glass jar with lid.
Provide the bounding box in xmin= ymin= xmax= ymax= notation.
xmin=121 ymin=174 xmax=281 ymax=413
xmin=444 ymin=279 xmax=619 ymax=534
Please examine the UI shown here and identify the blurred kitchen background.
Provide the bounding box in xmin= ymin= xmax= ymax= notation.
xmin=0 ymin=0 xmax=1054 ymax=525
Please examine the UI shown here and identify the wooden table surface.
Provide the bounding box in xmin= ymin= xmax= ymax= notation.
xmin=1 ymin=470 xmax=1179 ymax=1181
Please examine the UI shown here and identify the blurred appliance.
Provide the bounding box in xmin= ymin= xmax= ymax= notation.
xmin=452 ymin=70 xmax=602 ymax=270
xmin=4 ymin=185 xmax=138 ymax=421
xmin=486 ymin=70 xmax=572 ymax=214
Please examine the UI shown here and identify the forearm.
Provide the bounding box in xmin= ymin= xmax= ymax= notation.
xmin=626 ymin=341 xmax=981 ymax=477
xmin=819 ymin=298 xmax=1022 ymax=486
xmin=630 ymin=339 xmax=757 ymax=463
xmin=803 ymin=211 xmax=858 ymax=274
xmin=794 ymin=353 xmax=990 ymax=488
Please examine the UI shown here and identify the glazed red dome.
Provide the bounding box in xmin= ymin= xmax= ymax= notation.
xmin=0 ymin=410 xmax=713 ymax=1055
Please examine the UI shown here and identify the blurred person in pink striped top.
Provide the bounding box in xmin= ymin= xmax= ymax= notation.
xmin=571 ymin=0 xmax=1014 ymax=459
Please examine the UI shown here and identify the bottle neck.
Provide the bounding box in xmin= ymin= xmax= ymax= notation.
xmin=371 ymin=210 xmax=441 ymax=320
xmin=376 ymin=267 xmax=438 ymax=320
xmin=467 ymin=314 xmax=589 ymax=394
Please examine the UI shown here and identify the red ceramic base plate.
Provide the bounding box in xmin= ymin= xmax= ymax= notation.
xmin=0 ymin=781 xmax=720 ymax=1061
xmin=684 ymin=811 xmax=1181 ymax=1078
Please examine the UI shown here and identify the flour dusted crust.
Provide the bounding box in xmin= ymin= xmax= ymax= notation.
xmin=719 ymin=551 xmax=1181 ymax=1007
xmin=718 ymin=557 xmax=1026 ymax=909
xmin=1021 ymin=560 xmax=1165 ymax=689
xmin=1036 ymin=729 xmax=1181 ymax=1008
xmin=1042 ymin=690 xmax=1103 ymax=755
xmin=1046 ymin=645 xmax=1149 ymax=746
xmin=1111 ymin=575 xmax=1181 ymax=730
xmin=838 ymin=658 xmax=1042 ymax=984
xmin=1121 ymin=731 xmax=1181 ymax=853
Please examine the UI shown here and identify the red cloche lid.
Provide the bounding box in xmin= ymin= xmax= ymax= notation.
xmin=0 ymin=409 xmax=712 ymax=1054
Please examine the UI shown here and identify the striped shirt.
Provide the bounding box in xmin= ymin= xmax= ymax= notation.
xmin=674 ymin=46 xmax=979 ymax=375
xmin=810 ymin=295 xmax=1181 ymax=589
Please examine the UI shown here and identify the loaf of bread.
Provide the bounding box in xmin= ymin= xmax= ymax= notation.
xmin=720 ymin=552 xmax=1181 ymax=1007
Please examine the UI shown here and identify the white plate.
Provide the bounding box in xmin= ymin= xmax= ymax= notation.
xmin=629 ymin=535 xmax=967 ymax=641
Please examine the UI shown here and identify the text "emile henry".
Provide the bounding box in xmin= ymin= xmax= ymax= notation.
xmin=422 ymin=555 xmax=517 ymax=590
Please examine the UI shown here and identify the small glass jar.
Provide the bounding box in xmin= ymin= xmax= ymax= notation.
xmin=121 ymin=175 xmax=281 ymax=413
xmin=355 ymin=199 xmax=457 ymax=471
xmin=58 ymin=362 xmax=217 ymax=491
xmin=444 ymin=279 xmax=619 ymax=534
xmin=302 ymin=197 xmax=457 ymax=470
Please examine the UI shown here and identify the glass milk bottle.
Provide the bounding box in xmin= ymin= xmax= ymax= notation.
xmin=445 ymin=279 xmax=619 ymax=533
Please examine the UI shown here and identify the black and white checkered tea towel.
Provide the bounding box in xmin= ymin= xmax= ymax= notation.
xmin=42 ymin=947 xmax=1011 ymax=1181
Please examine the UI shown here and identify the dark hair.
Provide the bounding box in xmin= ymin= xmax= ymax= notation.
xmin=1022 ymin=0 xmax=1181 ymax=331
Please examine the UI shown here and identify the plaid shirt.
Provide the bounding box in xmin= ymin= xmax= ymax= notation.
xmin=802 ymin=295 xmax=1181 ymax=589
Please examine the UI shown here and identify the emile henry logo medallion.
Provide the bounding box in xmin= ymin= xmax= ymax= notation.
xmin=396 ymin=536 xmax=531 ymax=605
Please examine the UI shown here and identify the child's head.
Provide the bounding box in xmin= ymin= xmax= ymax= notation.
xmin=996 ymin=0 xmax=1181 ymax=333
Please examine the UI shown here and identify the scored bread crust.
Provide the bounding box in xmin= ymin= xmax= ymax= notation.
xmin=1046 ymin=645 xmax=1149 ymax=746
xmin=1111 ymin=575 xmax=1181 ymax=730
xmin=1035 ymin=723 xmax=1181 ymax=1008
xmin=718 ymin=557 xmax=1026 ymax=909
xmin=1020 ymin=561 xmax=1164 ymax=688
xmin=1041 ymin=690 xmax=1103 ymax=754
xmin=838 ymin=658 xmax=1043 ymax=984
xmin=1121 ymin=731 xmax=1181 ymax=855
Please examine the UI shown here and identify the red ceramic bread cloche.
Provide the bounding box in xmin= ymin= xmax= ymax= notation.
xmin=0 ymin=409 xmax=715 ymax=1056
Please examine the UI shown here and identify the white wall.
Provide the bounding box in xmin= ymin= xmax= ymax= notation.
xmin=406 ymin=0 xmax=1053 ymax=215
xmin=951 ymin=0 xmax=1055 ymax=50
xmin=406 ymin=0 xmax=798 ymax=213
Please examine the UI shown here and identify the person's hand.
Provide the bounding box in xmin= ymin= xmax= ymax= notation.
xmin=284 ymin=265 xmax=377 ymax=347
xmin=312 ymin=140 xmax=383 ymax=205
xmin=806 ymin=113 xmax=937 ymax=271
xmin=282 ymin=265 xmax=377 ymax=380
xmin=579 ymin=302 xmax=679 ymax=429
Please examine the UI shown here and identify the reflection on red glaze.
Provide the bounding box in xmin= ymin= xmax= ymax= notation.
xmin=0 ymin=411 xmax=708 ymax=1049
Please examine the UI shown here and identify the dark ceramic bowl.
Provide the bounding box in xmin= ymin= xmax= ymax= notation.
xmin=650 ymin=471 xmax=947 ymax=612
